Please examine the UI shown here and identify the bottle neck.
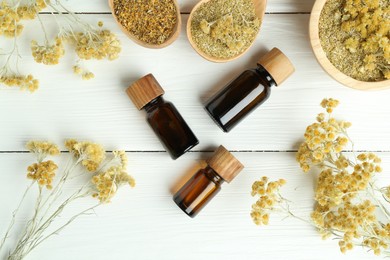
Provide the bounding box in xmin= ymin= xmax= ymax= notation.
xmin=204 ymin=166 xmax=225 ymax=185
xmin=143 ymin=96 xmax=164 ymax=112
xmin=255 ymin=65 xmax=277 ymax=87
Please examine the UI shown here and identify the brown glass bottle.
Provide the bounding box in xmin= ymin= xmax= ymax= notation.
xmin=205 ymin=48 xmax=295 ymax=132
xmin=126 ymin=74 xmax=199 ymax=160
xmin=173 ymin=145 xmax=244 ymax=217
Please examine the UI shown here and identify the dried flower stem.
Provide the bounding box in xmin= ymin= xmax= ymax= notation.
xmin=0 ymin=182 xmax=34 ymax=252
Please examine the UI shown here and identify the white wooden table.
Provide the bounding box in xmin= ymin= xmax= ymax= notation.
xmin=1 ymin=1 xmax=390 ymax=259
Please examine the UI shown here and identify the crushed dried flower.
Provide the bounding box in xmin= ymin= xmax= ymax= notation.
xmin=113 ymin=0 xmax=178 ymax=45
xmin=319 ymin=0 xmax=390 ymax=81
xmin=190 ymin=0 xmax=260 ymax=59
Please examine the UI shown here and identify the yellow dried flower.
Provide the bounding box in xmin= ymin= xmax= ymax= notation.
xmin=81 ymin=72 xmax=94 ymax=80
xmin=31 ymin=37 xmax=65 ymax=65
xmin=91 ymin=165 xmax=135 ymax=203
xmin=26 ymin=140 xmax=60 ymax=157
xmin=340 ymin=0 xmax=390 ymax=79
xmin=296 ymin=99 xmax=353 ymax=172
xmin=69 ymin=29 xmax=121 ymax=61
xmin=294 ymin=98 xmax=390 ymax=256
xmin=113 ymin=150 xmax=128 ymax=169
xmin=73 ymin=65 xmax=82 ymax=75
xmin=0 ymin=74 xmax=39 ymax=92
xmin=65 ymin=139 xmax=105 ymax=172
xmin=27 ymin=160 xmax=58 ymax=189
xmin=251 ymin=177 xmax=286 ymax=225
xmin=0 ymin=3 xmax=23 ymax=37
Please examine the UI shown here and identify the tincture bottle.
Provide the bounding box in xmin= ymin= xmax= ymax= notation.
xmin=173 ymin=145 xmax=244 ymax=217
xmin=126 ymin=73 xmax=199 ymax=160
xmin=205 ymin=48 xmax=295 ymax=132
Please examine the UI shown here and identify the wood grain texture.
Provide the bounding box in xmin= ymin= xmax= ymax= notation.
xmin=1 ymin=152 xmax=389 ymax=260
xmin=54 ymin=0 xmax=316 ymax=13
xmin=1 ymin=14 xmax=390 ymax=152
xmin=2 ymin=1 xmax=390 ymax=259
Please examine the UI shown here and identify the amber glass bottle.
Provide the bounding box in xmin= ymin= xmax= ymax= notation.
xmin=173 ymin=145 xmax=244 ymax=217
xmin=126 ymin=74 xmax=199 ymax=159
xmin=205 ymin=48 xmax=295 ymax=132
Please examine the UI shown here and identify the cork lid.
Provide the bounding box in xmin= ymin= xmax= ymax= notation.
xmin=257 ymin=48 xmax=295 ymax=86
xmin=207 ymin=146 xmax=244 ymax=183
xmin=126 ymin=74 xmax=165 ymax=110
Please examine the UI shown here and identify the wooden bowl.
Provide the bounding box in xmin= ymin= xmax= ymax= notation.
xmin=187 ymin=0 xmax=267 ymax=63
xmin=309 ymin=0 xmax=390 ymax=91
xmin=108 ymin=0 xmax=182 ymax=49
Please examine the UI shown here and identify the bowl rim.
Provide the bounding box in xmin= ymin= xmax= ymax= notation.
xmin=309 ymin=0 xmax=390 ymax=91
xmin=108 ymin=0 xmax=181 ymax=49
xmin=186 ymin=0 xmax=267 ymax=63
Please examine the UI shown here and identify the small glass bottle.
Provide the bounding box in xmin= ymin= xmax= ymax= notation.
xmin=205 ymin=48 xmax=295 ymax=132
xmin=173 ymin=145 xmax=244 ymax=217
xmin=126 ymin=73 xmax=199 ymax=160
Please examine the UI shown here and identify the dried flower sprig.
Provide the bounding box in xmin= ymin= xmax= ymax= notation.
xmin=0 ymin=0 xmax=121 ymax=93
xmin=251 ymin=177 xmax=288 ymax=225
xmin=251 ymin=98 xmax=390 ymax=256
xmin=0 ymin=139 xmax=135 ymax=259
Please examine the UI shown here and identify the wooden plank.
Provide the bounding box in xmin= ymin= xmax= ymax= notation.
xmin=0 ymin=152 xmax=388 ymax=259
xmin=1 ymin=14 xmax=389 ymax=152
xmin=50 ymin=0 xmax=315 ymax=13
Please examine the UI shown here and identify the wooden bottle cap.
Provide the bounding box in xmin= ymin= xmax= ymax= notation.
xmin=126 ymin=74 xmax=165 ymax=110
xmin=207 ymin=145 xmax=244 ymax=183
xmin=257 ymin=48 xmax=295 ymax=86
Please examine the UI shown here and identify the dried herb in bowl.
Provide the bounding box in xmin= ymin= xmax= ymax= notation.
xmin=189 ymin=0 xmax=261 ymax=60
xmin=319 ymin=0 xmax=390 ymax=81
xmin=113 ymin=0 xmax=178 ymax=45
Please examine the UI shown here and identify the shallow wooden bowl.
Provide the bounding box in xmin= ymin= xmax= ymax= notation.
xmin=108 ymin=0 xmax=182 ymax=49
xmin=187 ymin=0 xmax=267 ymax=63
xmin=309 ymin=0 xmax=390 ymax=91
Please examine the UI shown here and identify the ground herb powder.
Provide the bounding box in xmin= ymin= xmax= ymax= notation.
xmin=113 ymin=0 xmax=177 ymax=45
xmin=319 ymin=0 xmax=390 ymax=82
xmin=190 ymin=0 xmax=260 ymax=60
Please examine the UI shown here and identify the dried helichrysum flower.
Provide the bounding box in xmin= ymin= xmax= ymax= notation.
xmin=92 ymin=151 xmax=135 ymax=203
xmin=296 ymin=98 xmax=351 ymax=172
xmin=27 ymin=160 xmax=58 ymax=189
xmin=113 ymin=150 xmax=128 ymax=169
xmin=311 ymin=200 xmax=386 ymax=254
xmin=297 ymin=98 xmax=390 ymax=256
xmin=81 ymin=72 xmax=94 ymax=80
xmin=70 ymin=29 xmax=121 ymax=61
xmin=26 ymin=140 xmax=60 ymax=157
xmin=251 ymin=177 xmax=286 ymax=225
xmin=73 ymin=65 xmax=82 ymax=75
xmin=314 ymin=153 xmax=382 ymax=208
xmin=341 ymin=0 xmax=390 ymax=79
xmin=113 ymin=0 xmax=177 ymax=45
xmin=0 ymin=1 xmax=48 ymax=38
xmin=0 ymin=2 xmax=23 ymax=37
xmin=0 ymin=74 xmax=39 ymax=92
xmin=91 ymin=166 xmax=135 ymax=203
xmin=190 ymin=0 xmax=260 ymax=59
xmin=31 ymin=37 xmax=65 ymax=65
xmin=65 ymin=139 xmax=105 ymax=172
